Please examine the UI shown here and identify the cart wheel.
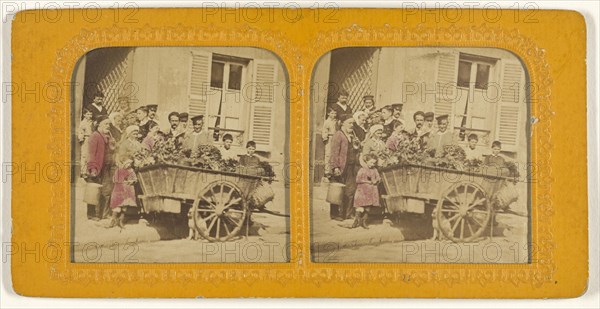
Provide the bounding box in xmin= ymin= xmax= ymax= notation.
xmin=436 ymin=181 xmax=491 ymax=242
xmin=192 ymin=180 xmax=248 ymax=242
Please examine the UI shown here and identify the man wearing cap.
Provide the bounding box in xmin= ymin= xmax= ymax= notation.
xmin=182 ymin=115 xmax=212 ymax=155
xmin=87 ymin=90 xmax=108 ymax=123
xmin=428 ymin=114 xmax=455 ymax=156
xmin=423 ymin=112 xmax=435 ymax=132
xmin=147 ymin=104 xmax=158 ymax=121
xmin=328 ymin=89 xmax=353 ymax=128
xmin=361 ymin=95 xmax=377 ymax=114
xmin=86 ymin=115 xmax=117 ymax=221
xmin=178 ymin=112 xmax=190 ymax=133
xmin=392 ymin=103 xmax=404 ymax=121
xmin=380 ymin=105 xmax=399 ymax=141
xmin=329 ymin=114 xmax=360 ymax=221
xmin=136 ymin=106 xmax=158 ymax=140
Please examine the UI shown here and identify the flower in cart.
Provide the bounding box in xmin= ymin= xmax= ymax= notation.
xmin=133 ymin=147 xmax=155 ymax=168
xmin=425 ymin=145 xmax=466 ymax=170
xmin=219 ymin=158 xmax=240 ymax=173
xmin=189 ymin=144 xmax=223 ymax=169
xmin=464 ymin=158 xmax=483 ymax=171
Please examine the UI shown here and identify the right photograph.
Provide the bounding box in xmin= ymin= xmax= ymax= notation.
xmin=310 ymin=47 xmax=531 ymax=264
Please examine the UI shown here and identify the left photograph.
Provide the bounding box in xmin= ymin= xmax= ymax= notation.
xmin=70 ymin=47 xmax=290 ymax=263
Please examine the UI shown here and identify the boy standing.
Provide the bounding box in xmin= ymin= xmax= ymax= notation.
xmin=484 ymin=140 xmax=506 ymax=167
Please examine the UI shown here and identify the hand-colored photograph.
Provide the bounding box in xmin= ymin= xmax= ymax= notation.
xmin=70 ymin=47 xmax=290 ymax=263
xmin=310 ymin=47 xmax=530 ymax=263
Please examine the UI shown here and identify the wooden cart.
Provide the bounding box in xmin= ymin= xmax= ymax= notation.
xmin=379 ymin=163 xmax=518 ymax=242
xmin=135 ymin=163 xmax=274 ymax=242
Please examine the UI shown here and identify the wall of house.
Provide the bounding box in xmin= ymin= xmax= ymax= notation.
xmin=129 ymin=46 xmax=288 ymax=162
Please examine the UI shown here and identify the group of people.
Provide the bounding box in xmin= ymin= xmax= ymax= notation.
xmin=78 ymin=90 xmax=261 ymax=228
xmin=322 ymin=90 xmax=508 ymax=229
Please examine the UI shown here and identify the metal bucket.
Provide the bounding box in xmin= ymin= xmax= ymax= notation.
xmin=326 ymin=183 xmax=345 ymax=205
xmin=83 ymin=182 xmax=103 ymax=205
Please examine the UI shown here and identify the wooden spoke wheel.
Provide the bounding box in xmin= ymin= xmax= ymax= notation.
xmin=436 ymin=181 xmax=492 ymax=242
xmin=192 ymin=180 xmax=248 ymax=242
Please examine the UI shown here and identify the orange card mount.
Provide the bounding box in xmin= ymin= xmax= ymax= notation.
xmin=9 ymin=8 xmax=587 ymax=297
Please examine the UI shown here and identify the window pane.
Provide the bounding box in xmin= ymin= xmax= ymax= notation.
xmin=475 ymin=64 xmax=490 ymax=90
xmin=228 ymin=64 xmax=243 ymax=90
xmin=210 ymin=62 xmax=224 ymax=88
xmin=457 ymin=61 xmax=471 ymax=88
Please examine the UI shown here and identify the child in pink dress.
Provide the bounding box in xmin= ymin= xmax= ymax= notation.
xmin=108 ymin=159 xmax=138 ymax=229
xmin=352 ymin=153 xmax=381 ymax=229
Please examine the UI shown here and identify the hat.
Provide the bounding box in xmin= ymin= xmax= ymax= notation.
xmin=369 ymin=124 xmax=384 ymax=134
xmin=435 ymin=114 xmax=449 ymax=121
xmin=137 ymin=106 xmax=149 ymax=113
xmin=125 ymin=125 xmax=139 ymax=137
xmin=424 ymin=112 xmax=435 ymax=120
xmin=191 ymin=115 xmax=204 ymax=124
xmin=179 ymin=112 xmax=189 ymax=121
xmin=363 ymin=95 xmax=374 ymax=101
xmin=392 ymin=103 xmax=403 ymax=110
xmin=147 ymin=104 xmax=158 ymax=112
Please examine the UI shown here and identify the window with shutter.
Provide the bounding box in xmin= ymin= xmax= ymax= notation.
xmin=249 ymin=59 xmax=277 ymax=151
xmin=434 ymin=51 xmax=458 ymax=116
xmin=495 ymin=59 xmax=525 ymax=152
xmin=188 ymin=51 xmax=212 ymax=116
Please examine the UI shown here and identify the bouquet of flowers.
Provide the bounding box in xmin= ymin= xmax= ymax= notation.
xmin=219 ymin=158 xmax=240 ymax=173
xmin=378 ymin=133 xmax=428 ymax=168
xmin=424 ymin=144 xmax=467 ymax=170
xmin=258 ymin=161 xmax=276 ymax=178
xmin=189 ymin=144 xmax=223 ymax=170
xmin=503 ymin=161 xmax=521 ymax=179
xmin=464 ymin=158 xmax=484 ymax=171
xmin=153 ymin=138 xmax=184 ymax=164
xmin=132 ymin=147 xmax=155 ymax=168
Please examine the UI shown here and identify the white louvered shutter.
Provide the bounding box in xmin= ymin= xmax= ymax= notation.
xmin=249 ymin=59 xmax=277 ymax=151
xmin=495 ymin=59 xmax=525 ymax=152
xmin=188 ymin=51 xmax=212 ymax=116
xmin=434 ymin=51 xmax=459 ymax=116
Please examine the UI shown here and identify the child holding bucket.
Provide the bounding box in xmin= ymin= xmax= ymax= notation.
xmin=352 ymin=153 xmax=381 ymax=229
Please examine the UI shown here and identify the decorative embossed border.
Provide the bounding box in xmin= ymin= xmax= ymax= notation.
xmin=302 ymin=23 xmax=554 ymax=287
xmin=12 ymin=8 xmax=587 ymax=297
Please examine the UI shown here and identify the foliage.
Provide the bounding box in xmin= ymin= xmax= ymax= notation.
xmin=132 ymin=137 xmax=276 ymax=179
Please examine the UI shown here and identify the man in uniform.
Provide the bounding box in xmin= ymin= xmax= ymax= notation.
xmin=136 ymin=106 xmax=158 ymax=140
xmin=182 ymin=115 xmax=212 ymax=156
xmin=380 ymin=105 xmax=399 ymax=141
xmin=178 ymin=112 xmax=190 ymax=133
xmin=361 ymin=95 xmax=377 ymax=114
xmin=392 ymin=103 xmax=404 ymax=122
xmin=428 ymin=114 xmax=455 ymax=156
xmin=147 ymin=104 xmax=158 ymax=122
xmin=424 ymin=111 xmax=435 ymax=133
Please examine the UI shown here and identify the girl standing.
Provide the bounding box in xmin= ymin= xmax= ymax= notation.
xmin=352 ymin=153 xmax=381 ymax=229
xmin=107 ymin=126 xmax=143 ymax=229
